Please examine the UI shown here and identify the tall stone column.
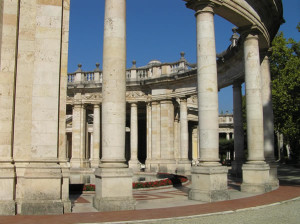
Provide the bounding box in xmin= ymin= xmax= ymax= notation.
xmin=160 ymin=99 xmax=176 ymax=173
xmin=192 ymin=126 xmax=199 ymax=165
xmin=145 ymin=103 xmax=152 ymax=171
xmin=261 ymin=53 xmax=279 ymax=188
xmin=90 ymin=104 xmax=101 ymax=168
xmin=94 ymin=0 xmax=135 ymax=211
xmin=129 ymin=103 xmax=140 ymax=172
xmin=150 ymin=101 xmax=161 ymax=172
xmin=186 ymin=1 xmax=229 ymax=202
xmin=178 ymin=98 xmax=191 ymax=174
xmin=71 ymin=103 xmax=87 ymax=168
xmin=241 ymin=31 xmax=271 ymax=193
xmin=174 ymin=113 xmax=180 ymax=164
xmin=231 ymin=82 xmax=245 ymax=177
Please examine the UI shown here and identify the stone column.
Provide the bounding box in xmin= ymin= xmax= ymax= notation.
xmin=145 ymin=103 xmax=152 ymax=171
xmin=186 ymin=1 xmax=229 ymax=202
xmin=261 ymin=53 xmax=279 ymax=188
xmin=174 ymin=113 xmax=180 ymax=165
xmin=160 ymin=99 xmax=176 ymax=173
xmin=178 ymin=98 xmax=191 ymax=174
xmin=150 ymin=101 xmax=161 ymax=172
xmin=90 ymin=104 xmax=101 ymax=168
xmin=231 ymin=82 xmax=245 ymax=177
xmin=71 ymin=103 xmax=86 ymax=168
xmin=94 ymin=0 xmax=135 ymax=212
xmin=192 ymin=126 xmax=199 ymax=165
xmin=241 ymin=31 xmax=271 ymax=193
xmin=129 ymin=103 xmax=140 ymax=172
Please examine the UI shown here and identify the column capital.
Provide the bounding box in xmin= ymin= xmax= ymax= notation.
xmin=238 ymin=25 xmax=260 ymax=40
xmin=233 ymin=81 xmax=243 ymax=88
xmin=260 ymin=48 xmax=272 ymax=58
xmin=160 ymin=99 xmax=173 ymax=105
xmin=179 ymin=97 xmax=187 ymax=103
xmin=92 ymin=103 xmax=100 ymax=108
xmin=130 ymin=102 xmax=138 ymax=107
xmin=73 ymin=103 xmax=84 ymax=108
xmin=151 ymin=101 xmax=160 ymax=106
xmin=185 ymin=0 xmax=223 ymax=13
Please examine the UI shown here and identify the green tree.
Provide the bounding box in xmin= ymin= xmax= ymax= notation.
xmin=269 ymin=23 xmax=300 ymax=160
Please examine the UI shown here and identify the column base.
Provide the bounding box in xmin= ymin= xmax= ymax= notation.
xmin=20 ymin=200 xmax=64 ymax=215
xmin=241 ymin=162 xmax=272 ymax=193
xmin=177 ymin=159 xmax=191 ymax=175
xmin=0 ymin=201 xmax=16 ymax=215
xmin=93 ymin=167 xmax=136 ymax=212
xmin=189 ymin=165 xmax=229 ymax=202
xmin=90 ymin=159 xmax=100 ymax=168
xmin=267 ymin=161 xmax=279 ymax=189
xmin=19 ymin=162 xmax=65 ymax=215
xmin=146 ymin=159 xmax=176 ymax=173
xmin=60 ymin=162 xmax=72 ymax=213
xmin=70 ymin=158 xmax=90 ymax=168
xmin=231 ymin=160 xmax=244 ymax=178
xmin=128 ymin=159 xmax=141 ymax=173
xmin=0 ymin=162 xmax=16 ymax=215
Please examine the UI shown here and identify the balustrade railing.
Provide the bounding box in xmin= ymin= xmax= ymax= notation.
xmin=67 ymin=52 xmax=195 ymax=85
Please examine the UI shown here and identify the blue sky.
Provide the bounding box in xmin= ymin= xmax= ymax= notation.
xmin=67 ymin=0 xmax=300 ymax=113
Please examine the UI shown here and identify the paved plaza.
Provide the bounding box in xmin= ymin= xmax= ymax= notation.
xmin=0 ymin=164 xmax=299 ymax=224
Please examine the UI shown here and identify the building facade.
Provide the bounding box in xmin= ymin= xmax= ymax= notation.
xmin=65 ymin=55 xmax=235 ymax=179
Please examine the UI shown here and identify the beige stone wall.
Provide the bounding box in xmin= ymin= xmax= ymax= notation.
xmin=0 ymin=0 xmax=18 ymax=160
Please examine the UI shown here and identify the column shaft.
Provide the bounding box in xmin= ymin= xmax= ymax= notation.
xmin=101 ymin=0 xmax=127 ymax=167
xmin=91 ymin=104 xmax=100 ymax=168
xmin=71 ymin=104 xmax=86 ymax=168
xmin=145 ymin=103 xmax=152 ymax=170
xmin=261 ymin=55 xmax=275 ymax=161
xmin=261 ymin=54 xmax=279 ymax=188
xmin=232 ymin=82 xmax=245 ymax=176
xmin=129 ymin=103 xmax=139 ymax=171
xmin=180 ymin=98 xmax=189 ymax=160
xmin=196 ymin=6 xmax=219 ymax=164
xmin=244 ymin=33 xmax=265 ymax=162
xmin=151 ymin=102 xmax=161 ymax=160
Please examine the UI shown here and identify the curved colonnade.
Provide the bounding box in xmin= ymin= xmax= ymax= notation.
xmin=0 ymin=0 xmax=283 ymax=216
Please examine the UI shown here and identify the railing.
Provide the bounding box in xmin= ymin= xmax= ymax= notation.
xmin=67 ymin=52 xmax=194 ymax=85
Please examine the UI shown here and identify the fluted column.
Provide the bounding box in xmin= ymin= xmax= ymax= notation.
xmin=129 ymin=103 xmax=139 ymax=172
xmin=186 ymin=1 xmax=229 ymax=202
xmin=241 ymin=30 xmax=271 ymax=193
xmin=261 ymin=53 xmax=279 ymax=188
xmin=231 ymin=82 xmax=245 ymax=177
xmin=178 ymin=98 xmax=191 ymax=174
xmin=90 ymin=104 xmax=101 ymax=168
xmin=94 ymin=0 xmax=135 ymax=211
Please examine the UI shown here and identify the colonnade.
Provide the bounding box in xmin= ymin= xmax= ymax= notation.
xmin=78 ymin=0 xmax=278 ymax=208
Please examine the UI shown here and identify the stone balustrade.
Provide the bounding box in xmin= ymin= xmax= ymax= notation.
xmin=67 ymin=52 xmax=195 ymax=85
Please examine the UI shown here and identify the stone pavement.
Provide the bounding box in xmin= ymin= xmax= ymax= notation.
xmin=0 ymin=164 xmax=299 ymax=224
